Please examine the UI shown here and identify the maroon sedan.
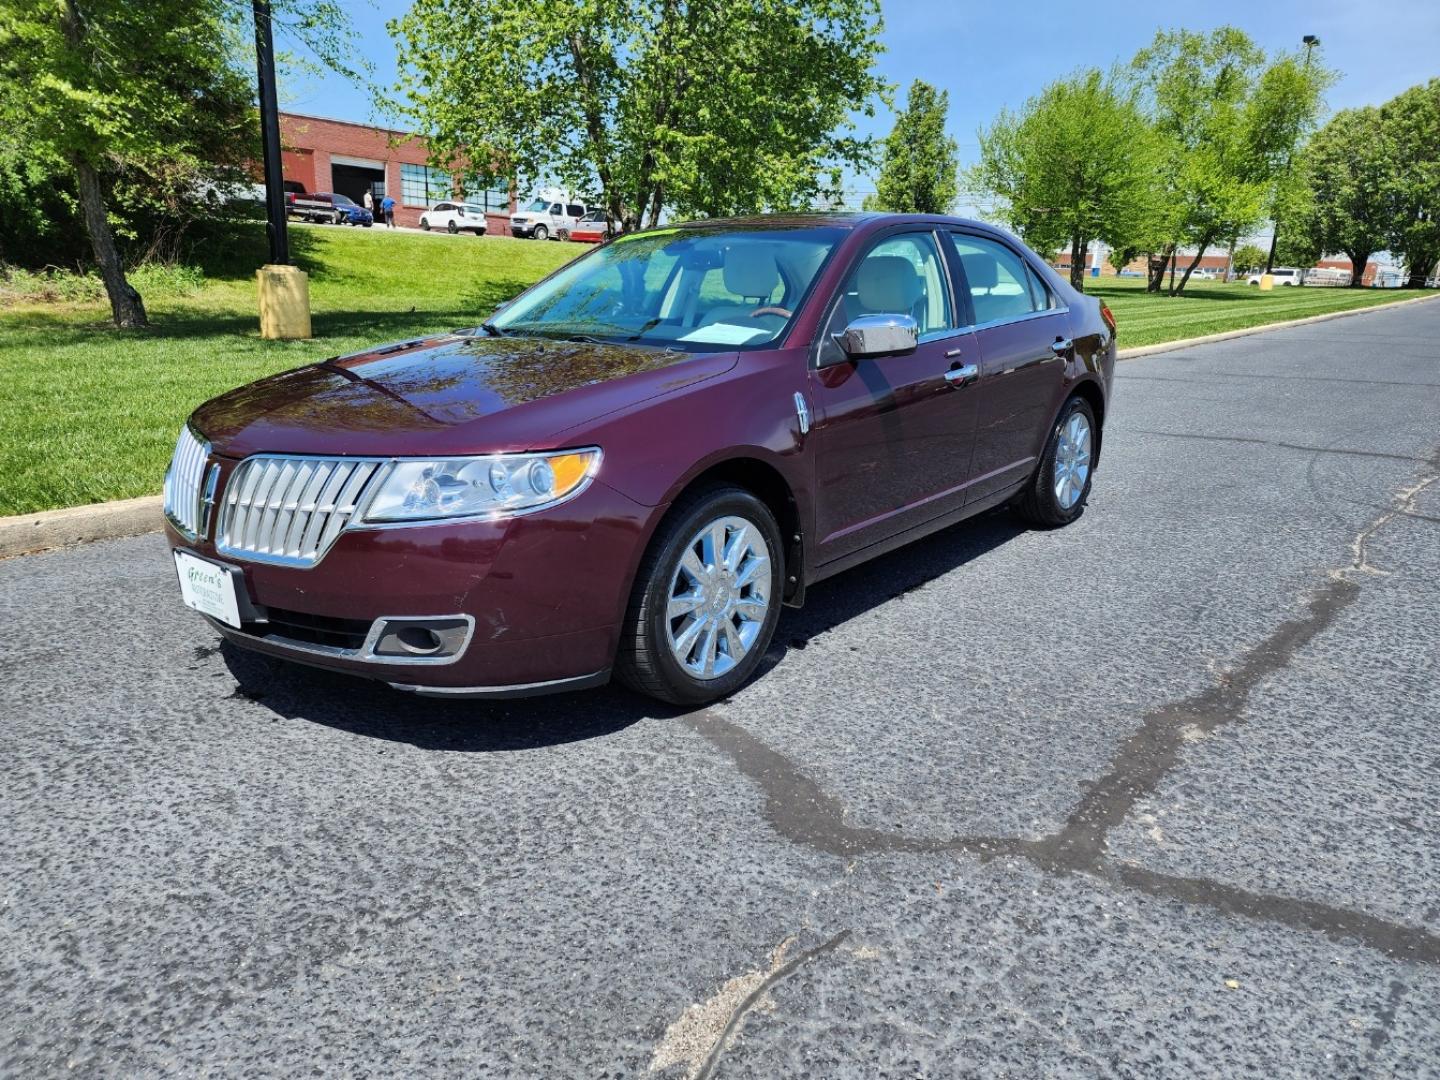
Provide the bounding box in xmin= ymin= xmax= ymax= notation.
xmin=164 ymin=214 xmax=1115 ymax=704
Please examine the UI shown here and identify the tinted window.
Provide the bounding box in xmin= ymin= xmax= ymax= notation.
xmin=566 ymin=203 xmax=585 ymax=217
xmin=951 ymin=234 xmax=1042 ymax=325
xmin=550 ymin=203 xmax=563 ymax=214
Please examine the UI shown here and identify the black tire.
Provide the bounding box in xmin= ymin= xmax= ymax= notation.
xmin=533 ymin=224 xmax=549 ymax=241
xmin=1015 ymin=396 xmax=1097 ymax=528
xmin=447 ymin=220 xmax=458 ymax=234
xmin=616 ymin=485 xmax=784 ymax=705
xmin=556 ymin=228 xmax=570 ymax=242
xmin=420 ymin=218 xmax=430 ymax=231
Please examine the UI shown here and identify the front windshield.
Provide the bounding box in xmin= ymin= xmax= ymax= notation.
xmin=333 ymin=194 xmax=357 ymax=208
xmin=526 ymin=198 xmax=548 ymax=212
xmin=489 ymin=226 xmax=844 ymax=351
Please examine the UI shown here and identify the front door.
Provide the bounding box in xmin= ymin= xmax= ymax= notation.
xmin=946 ymin=232 xmax=1070 ymax=504
xmin=809 ymin=230 xmax=981 ymax=565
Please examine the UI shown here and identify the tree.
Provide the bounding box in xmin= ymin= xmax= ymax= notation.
xmin=1381 ymin=79 xmax=1440 ymax=288
xmin=1129 ymin=28 xmax=1270 ymax=296
xmin=1285 ymin=107 xmax=1391 ymax=286
xmin=972 ymin=70 xmax=1164 ymax=291
xmin=865 ymin=80 xmax=958 ymax=215
xmin=1231 ymin=243 xmax=1268 ymax=274
xmin=0 ymin=0 xmax=255 ymax=327
xmin=392 ymin=0 xmax=886 ymax=231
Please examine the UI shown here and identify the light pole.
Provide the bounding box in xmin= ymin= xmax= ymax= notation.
xmin=251 ymin=0 xmax=311 ymax=338
xmin=1263 ymin=34 xmax=1320 ymax=278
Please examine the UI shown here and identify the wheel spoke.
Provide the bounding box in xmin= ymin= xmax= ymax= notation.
xmin=734 ymin=553 xmax=768 ymax=589
xmin=680 ymin=549 xmax=707 ymax=584
xmin=672 ymin=614 xmax=705 ymax=659
xmin=721 ymin=618 xmax=746 ymax=661
xmin=668 ymin=592 xmax=703 ymax=619
xmin=699 ymin=621 xmax=720 ymax=677
xmin=733 ymin=596 xmax=767 ymax=621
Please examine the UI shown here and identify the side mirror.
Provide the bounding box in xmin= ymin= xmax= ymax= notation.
xmin=834 ymin=314 xmax=919 ymax=360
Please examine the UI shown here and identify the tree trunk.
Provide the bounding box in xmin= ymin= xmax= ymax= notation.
xmin=1069 ymin=234 xmax=1085 ymax=292
xmin=1402 ymin=252 xmax=1437 ymax=289
xmin=1346 ymin=251 xmax=1371 ymax=288
xmin=1166 ymin=246 xmax=1178 ymax=294
xmin=1171 ymin=238 xmax=1213 ymax=296
xmin=1146 ymin=248 xmax=1170 ymax=293
xmin=73 ymin=154 xmax=147 ymax=328
xmin=1223 ymin=235 xmax=1237 ymax=283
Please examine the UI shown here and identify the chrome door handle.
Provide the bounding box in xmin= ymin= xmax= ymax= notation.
xmin=944 ymin=364 xmax=979 ymax=385
xmin=1051 ymin=338 xmax=1073 ymax=354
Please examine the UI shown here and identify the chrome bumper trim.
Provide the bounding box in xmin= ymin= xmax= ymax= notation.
xmin=388 ymin=669 xmax=612 ymax=700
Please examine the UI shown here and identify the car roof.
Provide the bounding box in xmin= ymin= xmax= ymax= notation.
xmin=664 ymin=211 xmax=1002 ymax=233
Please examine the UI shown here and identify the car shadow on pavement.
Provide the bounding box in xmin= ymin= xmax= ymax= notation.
xmin=219 ymin=509 xmax=1029 ymax=752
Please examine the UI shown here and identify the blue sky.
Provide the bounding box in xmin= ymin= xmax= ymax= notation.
xmin=281 ymin=0 xmax=1439 ymax=211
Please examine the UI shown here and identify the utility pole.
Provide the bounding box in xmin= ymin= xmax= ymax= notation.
xmin=251 ymin=0 xmax=311 ymax=338
xmin=1263 ymin=34 xmax=1320 ymax=277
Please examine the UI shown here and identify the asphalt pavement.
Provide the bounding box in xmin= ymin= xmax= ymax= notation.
xmin=3 ymin=300 xmax=1438 ymax=1078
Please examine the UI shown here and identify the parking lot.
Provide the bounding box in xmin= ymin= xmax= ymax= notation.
xmin=2 ymin=300 xmax=1438 ymax=1077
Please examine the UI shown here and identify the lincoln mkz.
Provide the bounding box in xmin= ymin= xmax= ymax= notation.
xmin=164 ymin=214 xmax=1116 ymax=704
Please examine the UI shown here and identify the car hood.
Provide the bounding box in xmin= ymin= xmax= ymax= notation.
xmin=192 ymin=332 xmax=737 ymax=458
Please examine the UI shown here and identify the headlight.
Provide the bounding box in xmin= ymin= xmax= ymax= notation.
xmin=358 ymin=449 xmax=601 ymax=524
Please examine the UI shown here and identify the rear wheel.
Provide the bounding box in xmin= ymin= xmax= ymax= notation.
xmin=447 ymin=220 xmax=458 ymax=234
xmin=617 ymin=486 xmax=783 ymax=705
xmin=1015 ymin=396 xmax=1096 ymax=528
xmin=556 ymin=227 xmax=570 ymax=242
xmin=533 ymin=224 xmax=549 ymax=241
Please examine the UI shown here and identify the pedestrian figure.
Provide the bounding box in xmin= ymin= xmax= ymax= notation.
xmin=363 ymin=189 xmax=373 ymax=214
xmin=382 ymin=194 xmax=396 ymax=228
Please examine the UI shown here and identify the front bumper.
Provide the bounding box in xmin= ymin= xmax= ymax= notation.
xmin=167 ymin=474 xmax=656 ymax=696
xmin=509 ymin=220 xmax=536 ymax=237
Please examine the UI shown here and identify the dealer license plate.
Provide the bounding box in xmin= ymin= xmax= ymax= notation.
xmin=173 ymin=550 xmax=243 ymax=629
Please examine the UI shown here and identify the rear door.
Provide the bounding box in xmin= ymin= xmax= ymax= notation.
xmin=946 ymin=231 xmax=1070 ymax=505
xmin=808 ymin=229 xmax=981 ymax=564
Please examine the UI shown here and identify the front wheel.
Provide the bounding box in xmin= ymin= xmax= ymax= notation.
xmin=617 ymin=486 xmax=783 ymax=705
xmin=1015 ymin=396 xmax=1096 ymax=527
xmin=533 ymin=224 xmax=549 ymax=241
xmin=447 ymin=220 xmax=458 ymax=234
xmin=420 ymin=218 xmax=430 ymax=231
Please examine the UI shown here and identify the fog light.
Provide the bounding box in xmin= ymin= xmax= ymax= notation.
xmin=394 ymin=626 xmax=443 ymax=654
xmin=368 ymin=616 xmax=473 ymax=661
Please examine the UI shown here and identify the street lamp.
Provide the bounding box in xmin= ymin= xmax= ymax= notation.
xmin=1262 ymin=34 xmax=1321 ymax=283
xmin=251 ymin=0 xmax=312 ymax=339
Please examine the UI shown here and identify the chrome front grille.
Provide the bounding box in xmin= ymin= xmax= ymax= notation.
xmin=162 ymin=425 xmax=215 ymax=539
xmin=217 ymin=455 xmax=385 ymax=568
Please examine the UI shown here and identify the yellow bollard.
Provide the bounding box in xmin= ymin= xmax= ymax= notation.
xmin=257 ymin=264 xmax=313 ymax=339
xmin=1258 ymin=273 xmax=1274 ymax=291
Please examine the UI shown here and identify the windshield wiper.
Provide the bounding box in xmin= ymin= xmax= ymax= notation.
xmin=480 ymin=320 xmax=508 ymax=337
xmin=626 ymin=317 xmax=663 ymax=341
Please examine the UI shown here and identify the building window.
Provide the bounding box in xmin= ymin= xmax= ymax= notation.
xmin=463 ymin=184 xmax=511 ymax=213
xmin=401 ymin=163 xmax=451 ymax=207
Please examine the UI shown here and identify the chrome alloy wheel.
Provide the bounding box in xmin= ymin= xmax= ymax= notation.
xmin=1053 ymin=411 xmax=1092 ymax=510
xmin=665 ymin=515 xmax=771 ymax=680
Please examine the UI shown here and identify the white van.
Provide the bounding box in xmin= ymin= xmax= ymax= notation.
xmin=510 ymin=188 xmax=589 ymax=240
xmin=1247 ymin=267 xmax=1303 ymax=286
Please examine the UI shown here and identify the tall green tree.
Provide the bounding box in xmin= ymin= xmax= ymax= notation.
xmin=865 ymin=80 xmax=958 ymax=215
xmin=971 ymin=70 xmax=1164 ymax=291
xmin=1129 ymin=28 xmax=1269 ymax=295
xmin=1381 ymin=79 xmax=1440 ymax=288
xmin=392 ymin=0 xmax=886 ymax=230
xmin=1286 ymin=107 xmax=1391 ymax=286
xmin=0 ymin=0 xmax=255 ymax=327
xmin=1232 ymin=243 xmax=1268 ymax=273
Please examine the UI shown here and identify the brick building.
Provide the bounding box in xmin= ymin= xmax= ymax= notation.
xmin=278 ymin=112 xmax=515 ymax=233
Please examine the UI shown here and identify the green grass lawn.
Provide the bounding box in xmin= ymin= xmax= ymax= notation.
xmin=0 ymin=222 xmax=576 ymax=516
xmin=1085 ymin=273 xmax=1421 ymax=347
xmin=0 ymin=223 xmax=1428 ymax=516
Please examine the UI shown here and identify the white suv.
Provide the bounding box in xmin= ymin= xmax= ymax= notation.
xmin=419 ymin=202 xmax=489 ymax=236
xmin=511 ymin=197 xmax=588 ymax=241
xmin=1247 ymin=267 xmax=1303 ymax=286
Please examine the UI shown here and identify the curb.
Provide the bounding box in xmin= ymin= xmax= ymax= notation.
xmin=3 ymin=291 xmax=1437 ymax=560
xmin=1115 ymin=290 xmax=1440 ymax=360
xmin=0 ymin=495 xmax=162 ymax=560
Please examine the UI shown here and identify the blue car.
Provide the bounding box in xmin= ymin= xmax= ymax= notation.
xmin=286 ymin=191 xmax=373 ymax=227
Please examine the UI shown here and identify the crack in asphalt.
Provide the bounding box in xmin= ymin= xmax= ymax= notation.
xmin=1133 ymin=429 xmax=1432 ymax=463
xmin=685 ymin=452 xmax=1440 ymax=968
xmin=693 ymin=931 xmax=852 ymax=1080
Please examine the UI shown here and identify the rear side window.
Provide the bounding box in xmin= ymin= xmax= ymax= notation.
xmin=951 ymin=234 xmax=1047 ymax=325
xmin=566 ymin=203 xmax=585 ymax=217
